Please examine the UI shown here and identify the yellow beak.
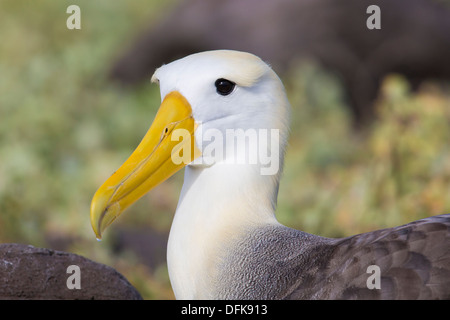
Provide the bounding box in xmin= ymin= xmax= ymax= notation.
xmin=90 ymin=91 xmax=201 ymax=239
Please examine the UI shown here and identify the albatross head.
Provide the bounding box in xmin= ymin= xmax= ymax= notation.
xmin=90 ymin=50 xmax=291 ymax=239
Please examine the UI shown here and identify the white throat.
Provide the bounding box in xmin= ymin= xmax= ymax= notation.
xmin=167 ymin=162 xmax=281 ymax=299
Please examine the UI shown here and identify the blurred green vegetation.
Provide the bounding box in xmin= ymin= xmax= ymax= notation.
xmin=0 ymin=1 xmax=449 ymax=299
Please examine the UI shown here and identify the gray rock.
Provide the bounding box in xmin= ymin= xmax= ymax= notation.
xmin=0 ymin=243 xmax=142 ymax=300
xmin=110 ymin=0 xmax=450 ymax=126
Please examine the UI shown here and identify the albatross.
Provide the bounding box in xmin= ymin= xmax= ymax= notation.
xmin=90 ymin=50 xmax=450 ymax=299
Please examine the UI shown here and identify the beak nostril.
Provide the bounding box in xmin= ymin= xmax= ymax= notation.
xmin=160 ymin=127 xmax=170 ymax=142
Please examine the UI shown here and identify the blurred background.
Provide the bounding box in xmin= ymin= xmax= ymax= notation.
xmin=0 ymin=0 xmax=449 ymax=299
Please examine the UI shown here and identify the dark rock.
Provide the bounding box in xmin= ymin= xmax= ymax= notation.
xmin=109 ymin=0 xmax=450 ymax=126
xmin=112 ymin=227 xmax=168 ymax=271
xmin=0 ymin=243 xmax=142 ymax=300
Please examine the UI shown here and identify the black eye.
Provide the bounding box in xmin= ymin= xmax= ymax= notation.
xmin=215 ymin=78 xmax=235 ymax=96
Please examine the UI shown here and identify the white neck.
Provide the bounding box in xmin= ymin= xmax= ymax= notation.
xmin=167 ymin=162 xmax=281 ymax=299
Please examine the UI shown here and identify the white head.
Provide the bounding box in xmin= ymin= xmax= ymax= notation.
xmin=153 ymin=50 xmax=291 ymax=172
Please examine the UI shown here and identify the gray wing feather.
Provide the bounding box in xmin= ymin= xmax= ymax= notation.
xmin=286 ymin=214 xmax=450 ymax=299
